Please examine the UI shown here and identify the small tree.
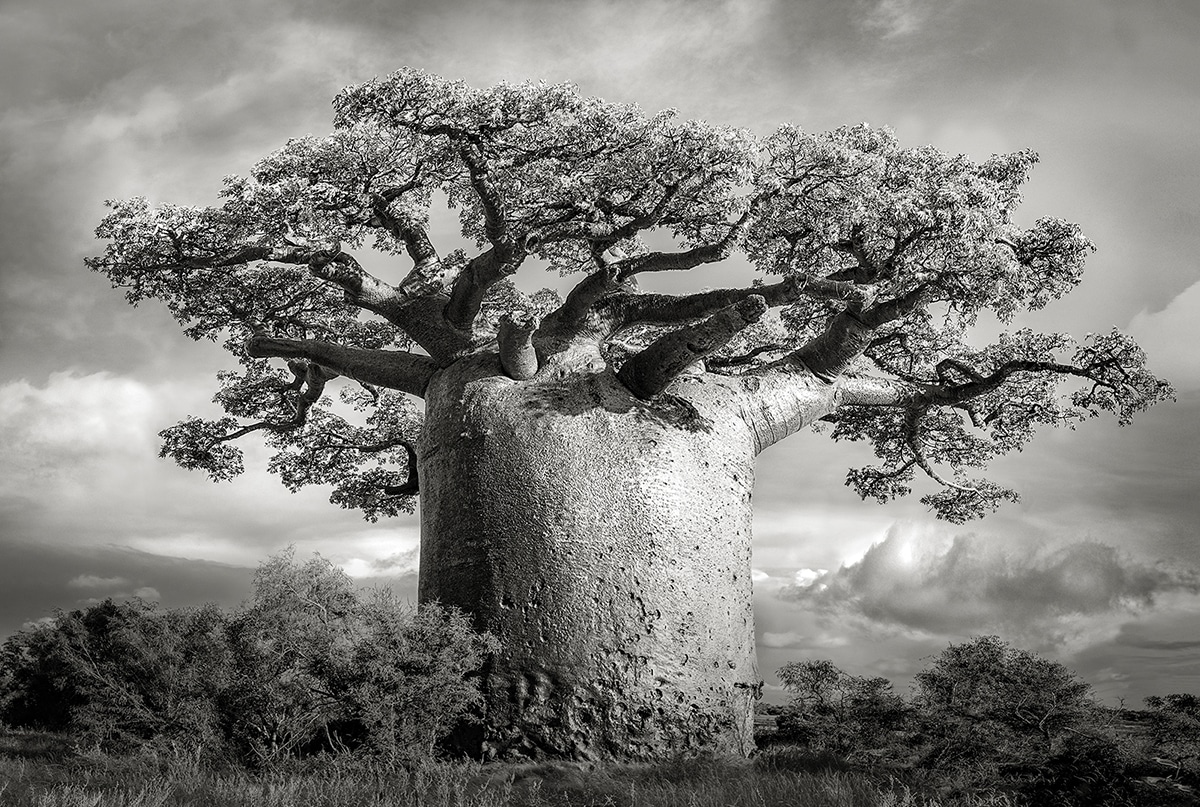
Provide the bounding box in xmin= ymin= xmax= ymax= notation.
xmin=224 ymin=549 xmax=497 ymax=765
xmin=911 ymin=636 xmax=1108 ymax=788
xmin=776 ymin=659 xmax=908 ymax=757
xmin=1 ymin=619 xmax=82 ymax=731
xmin=1143 ymin=693 xmax=1200 ymax=784
xmin=335 ymin=594 xmax=499 ymax=762
xmin=222 ymin=549 xmax=362 ymax=763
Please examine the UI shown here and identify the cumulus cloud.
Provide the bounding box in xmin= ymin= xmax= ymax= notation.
xmin=779 ymin=523 xmax=1200 ymax=642
xmin=0 ymin=372 xmax=160 ymax=479
xmin=65 ymin=573 xmax=159 ymax=605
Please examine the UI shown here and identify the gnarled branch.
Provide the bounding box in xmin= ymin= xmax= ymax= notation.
xmin=245 ymin=335 xmax=438 ymax=397
xmin=607 ymin=272 xmax=875 ymax=331
xmin=498 ymin=311 xmax=539 ymax=380
xmin=382 ymin=441 xmax=420 ymax=496
xmin=217 ymin=360 xmax=339 ymax=443
xmin=444 ymin=248 xmax=515 ymax=332
xmin=618 ymin=295 xmax=767 ymax=399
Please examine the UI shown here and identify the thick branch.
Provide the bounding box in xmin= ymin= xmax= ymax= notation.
xmin=608 ymin=272 xmax=875 ymax=330
xmin=306 ymin=247 xmax=467 ymax=362
xmin=618 ymin=295 xmax=767 ymax=399
xmin=444 ymin=249 xmax=515 ymax=332
xmin=497 ymin=311 xmax=539 ymax=380
xmin=791 ymin=312 xmax=877 ymax=383
xmin=860 ymin=283 xmax=933 ymax=328
xmin=931 ymin=359 xmax=1094 ymax=406
xmin=245 ymin=336 xmax=438 ymax=397
xmin=554 ymin=265 xmax=625 ymax=327
xmin=368 ymin=200 xmax=458 ymax=300
xmin=305 ymin=250 xmax=405 ymax=314
xmin=221 ymin=245 xmax=458 ymax=362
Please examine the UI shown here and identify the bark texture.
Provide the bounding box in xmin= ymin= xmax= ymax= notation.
xmin=419 ymin=356 xmax=764 ymax=759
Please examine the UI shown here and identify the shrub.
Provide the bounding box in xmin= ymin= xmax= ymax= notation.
xmin=0 ymin=599 xmax=231 ymax=755
xmin=775 ymin=659 xmax=909 ymax=759
xmin=0 ymin=549 xmax=496 ymax=768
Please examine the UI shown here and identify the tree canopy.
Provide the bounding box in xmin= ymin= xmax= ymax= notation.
xmin=88 ymin=68 xmax=1171 ymax=522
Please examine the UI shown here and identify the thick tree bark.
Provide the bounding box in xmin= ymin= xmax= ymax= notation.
xmin=417 ymin=356 xmax=771 ymax=760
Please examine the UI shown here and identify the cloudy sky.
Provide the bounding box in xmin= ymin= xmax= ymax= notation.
xmin=2 ymin=0 xmax=1198 ymax=706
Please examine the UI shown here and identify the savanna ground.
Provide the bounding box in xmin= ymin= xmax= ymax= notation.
xmin=0 ymin=728 xmax=1005 ymax=807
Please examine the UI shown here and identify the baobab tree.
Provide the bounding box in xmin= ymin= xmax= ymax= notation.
xmin=89 ymin=69 xmax=1170 ymax=760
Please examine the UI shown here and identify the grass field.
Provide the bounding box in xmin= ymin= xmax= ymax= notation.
xmin=0 ymin=729 xmax=1020 ymax=807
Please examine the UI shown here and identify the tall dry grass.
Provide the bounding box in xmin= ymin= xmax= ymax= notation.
xmin=0 ymin=729 xmax=1019 ymax=807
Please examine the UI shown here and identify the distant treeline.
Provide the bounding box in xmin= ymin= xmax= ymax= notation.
xmin=764 ymin=636 xmax=1200 ymax=805
xmin=0 ymin=549 xmax=496 ymax=767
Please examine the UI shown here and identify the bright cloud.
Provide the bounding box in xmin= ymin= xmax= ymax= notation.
xmin=0 ymin=371 xmax=160 ymax=477
xmin=780 ymin=523 xmax=1200 ymax=643
xmin=861 ymin=0 xmax=955 ymax=39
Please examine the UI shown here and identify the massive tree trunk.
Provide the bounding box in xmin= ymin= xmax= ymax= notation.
xmin=418 ymin=355 xmax=776 ymax=760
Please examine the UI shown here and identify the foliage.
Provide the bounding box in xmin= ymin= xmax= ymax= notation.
xmin=773 ymin=637 xmax=1186 ymax=806
xmin=0 ymin=599 xmax=231 ymax=753
xmin=86 ymin=68 xmax=1171 ymax=524
xmin=1143 ymin=693 xmax=1200 ymax=785
xmin=0 ymin=550 xmax=494 ymax=767
xmin=775 ymin=659 xmax=908 ymax=756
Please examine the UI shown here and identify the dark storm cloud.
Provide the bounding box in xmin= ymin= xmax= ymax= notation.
xmin=780 ymin=525 xmax=1200 ymax=639
xmin=1116 ymin=635 xmax=1200 ymax=652
xmin=0 ymin=540 xmax=254 ymax=636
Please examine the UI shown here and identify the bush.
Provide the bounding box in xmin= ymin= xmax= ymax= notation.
xmin=775 ymin=659 xmax=908 ymax=758
xmin=0 ymin=549 xmax=496 ymax=767
xmin=909 ymin=636 xmax=1107 ymax=782
xmin=1142 ymin=693 xmax=1200 ymax=786
xmin=0 ymin=599 xmax=232 ymax=754
xmin=1018 ymin=734 xmax=1138 ymax=807
xmin=775 ymin=637 xmax=1152 ymax=805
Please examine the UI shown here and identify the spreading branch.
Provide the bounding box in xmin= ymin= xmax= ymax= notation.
xmin=218 ymin=360 xmax=338 ymax=443
xmin=607 ymin=272 xmax=875 ymax=332
xmin=245 ymin=335 xmax=438 ymax=397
